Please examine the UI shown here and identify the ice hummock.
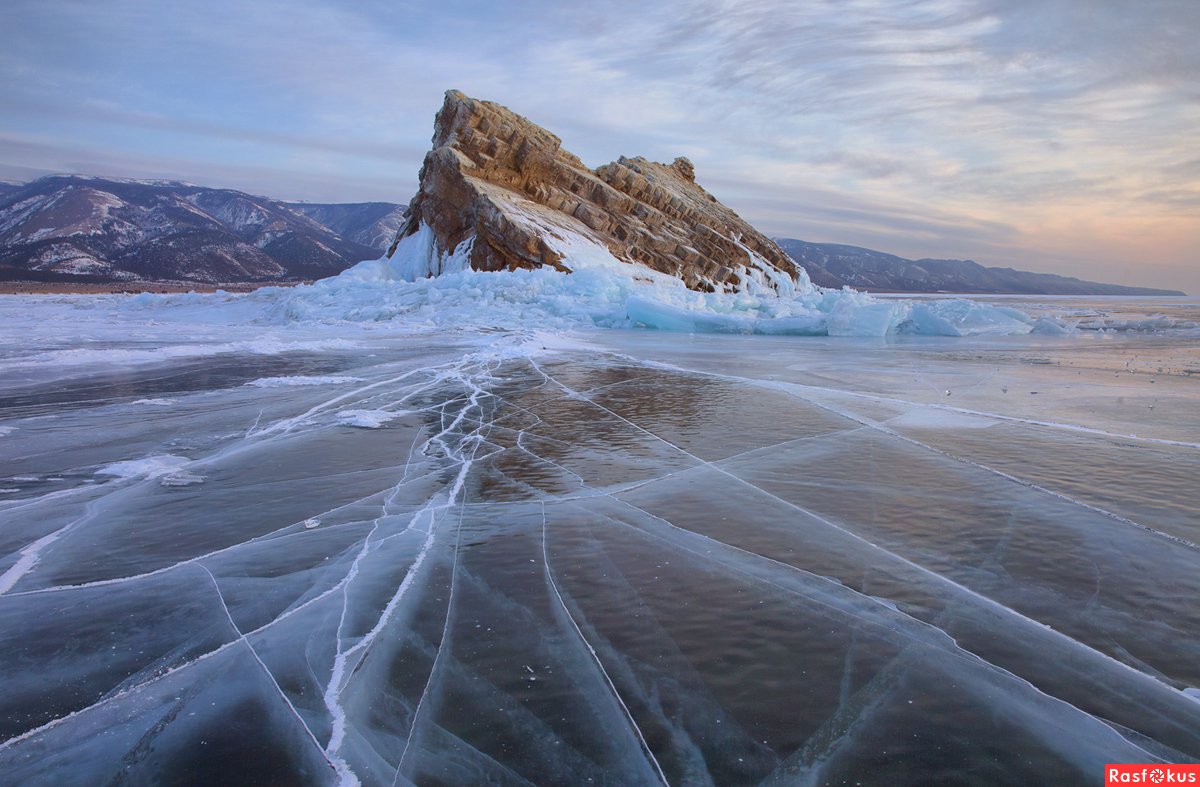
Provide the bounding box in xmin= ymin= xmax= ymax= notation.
xmin=271 ymin=220 xmax=1036 ymax=337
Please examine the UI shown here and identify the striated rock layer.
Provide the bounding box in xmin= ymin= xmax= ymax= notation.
xmin=391 ymin=90 xmax=801 ymax=293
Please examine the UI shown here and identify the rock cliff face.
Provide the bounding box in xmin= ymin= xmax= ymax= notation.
xmin=392 ymin=90 xmax=800 ymax=293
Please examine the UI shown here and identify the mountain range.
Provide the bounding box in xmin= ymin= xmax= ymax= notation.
xmin=284 ymin=201 xmax=406 ymax=252
xmin=775 ymin=238 xmax=1184 ymax=296
xmin=0 ymin=176 xmax=400 ymax=284
xmin=0 ymin=174 xmax=1184 ymax=295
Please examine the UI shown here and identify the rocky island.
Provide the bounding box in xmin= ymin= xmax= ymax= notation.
xmin=391 ymin=90 xmax=801 ymax=294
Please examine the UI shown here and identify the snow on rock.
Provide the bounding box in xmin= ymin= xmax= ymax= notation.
xmin=391 ymin=90 xmax=801 ymax=294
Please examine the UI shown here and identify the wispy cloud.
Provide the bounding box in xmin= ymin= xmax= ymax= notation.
xmin=1 ymin=0 xmax=1197 ymax=290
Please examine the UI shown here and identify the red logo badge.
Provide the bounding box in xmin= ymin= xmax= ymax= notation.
xmin=1106 ymin=765 xmax=1200 ymax=785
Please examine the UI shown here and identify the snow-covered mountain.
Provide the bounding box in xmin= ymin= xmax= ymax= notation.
xmin=0 ymin=176 xmax=380 ymax=284
xmin=286 ymin=201 xmax=406 ymax=252
xmin=775 ymin=238 xmax=1185 ymax=296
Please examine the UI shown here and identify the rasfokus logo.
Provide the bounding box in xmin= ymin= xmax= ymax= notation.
xmin=1106 ymin=765 xmax=1200 ymax=784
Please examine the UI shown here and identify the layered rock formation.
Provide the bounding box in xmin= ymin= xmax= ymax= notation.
xmin=392 ymin=90 xmax=800 ymax=293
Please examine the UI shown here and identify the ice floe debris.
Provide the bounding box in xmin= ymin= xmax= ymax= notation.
xmin=246 ymin=375 xmax=362 ymax=387
xmin=1079 ymin=315 xmax=1178 ymax=332
xmin=335 ymin=409 xmax=404 ymax=428
xmin=269 ymin=223 xmax=1038 ymax=337
xmin=96 ymin=454 xmax=191 ymax=480
xmin=1030 ymin=317 xmax=1075 ymax=336
xmin=1020 ymin=310 xmax=1200 ymax=336
xmin=130 ymin=398 xmax=175 ymax=406
xmin=0 ymin=426 xmax=15 ymax=437
xmin=304 ymin=518 xmax=321 ymax=529
xmin=158 ymin=471 xmax=206 ymax=487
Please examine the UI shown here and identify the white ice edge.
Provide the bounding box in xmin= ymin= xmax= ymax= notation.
xmin=277 ymin=220 xmax=1039 ymax=337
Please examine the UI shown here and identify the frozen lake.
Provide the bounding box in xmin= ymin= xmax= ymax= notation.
xmin=1 ymin=289 xmax=1198 ymax=785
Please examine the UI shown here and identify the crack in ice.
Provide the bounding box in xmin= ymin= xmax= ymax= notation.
xmin=197 ymin=563 xmax=351 ymax=784
xmin=539 ymin=502 xmax=670 ymax=786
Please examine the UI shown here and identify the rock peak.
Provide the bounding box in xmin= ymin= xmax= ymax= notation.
xmin=392 ymin=92 xmax=799 ymax=292
xmin=671 ymin=157 xmax=695 ymax=182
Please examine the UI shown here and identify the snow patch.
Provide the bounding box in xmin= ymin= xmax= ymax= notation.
xmin=246 ymin=375 xmax=362 ymax=388
xmin=96 ymin=454 xmax=191 ymax=480
xmin=335 ymin=409 xmax=405 ymax=428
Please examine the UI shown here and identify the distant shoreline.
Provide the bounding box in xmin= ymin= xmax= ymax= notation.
xmin=0 ymin=280 xmax=310 ymax=295
xmin=0 ymin=280 xmax=1187 ymax=297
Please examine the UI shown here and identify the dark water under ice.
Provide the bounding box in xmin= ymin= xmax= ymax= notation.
xmin=1 ymin=296 xmax=1199 ymax=785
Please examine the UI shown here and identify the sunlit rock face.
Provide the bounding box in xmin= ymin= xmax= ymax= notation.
xmin=392 ymin=90 xmax=800 ymax=293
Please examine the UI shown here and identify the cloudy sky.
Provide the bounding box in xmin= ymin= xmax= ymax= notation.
xmin=2 ymin=0 xmax=1197 ymax=291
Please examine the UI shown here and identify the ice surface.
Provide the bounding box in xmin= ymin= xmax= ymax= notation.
xmin=1 ymin=238 xmax=1199 ymax=784
xmin=886 ymin=407 xmax=998 ymax=430
xmin=2 ymin=337 xmax=361 ymax=372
